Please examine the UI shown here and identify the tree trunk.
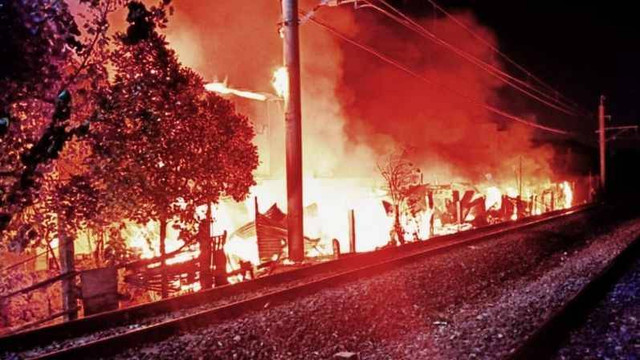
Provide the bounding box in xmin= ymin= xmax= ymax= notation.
xmin=394 ymin=204 xmax=405 ymax=245
xmin=94 ymin=229 xmax=104 ymax=268
xmin=159 ymin=216 xmax=168 ymax=298
xmin=213 ymin=230 xmax=229 ymax=287
xmin=348 ymin=209 xmax=356 ymax=253
xmin=58 ymin=213 xmax=77 ymax=321
xmin=199 ymin=204 xmax=213 ymax=290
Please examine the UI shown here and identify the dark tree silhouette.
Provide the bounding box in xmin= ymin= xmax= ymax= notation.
xmin=0 ymin=0 xmax=119 ymax=236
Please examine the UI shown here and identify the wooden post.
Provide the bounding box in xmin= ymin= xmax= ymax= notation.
xmin=348 ymin=209 xmax=356 ymax=253
xmin=213 ymin=231 xmax=228 ymax=287
xmin=199 ymin=204 xmax=213 ymax=290
xmin=428 ymin=191 xmax=435 ymax=237
xmin=159 ymin=217 xmax=168 ymax=298
xmin=394 ymin=204 xmax=404 ymax=245
xmin=332 ymin=238 xmax=341 ymax=257
xmin=58 ymin=213 xmax=77 ymax=321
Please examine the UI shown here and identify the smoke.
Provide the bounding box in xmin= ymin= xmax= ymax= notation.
xmin=158 ymin=1 xmax=555 ymax=187
xmin=335 ymin=9 xmax=555 ymax=184
xmin=154 ymin=1 xmax=375 ymax=180
xmin=72 ymin=0 xmax=556 ymax=187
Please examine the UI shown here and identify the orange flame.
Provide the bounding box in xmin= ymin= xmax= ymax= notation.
xmin=561 ymin=181 xmax=573 ymax=209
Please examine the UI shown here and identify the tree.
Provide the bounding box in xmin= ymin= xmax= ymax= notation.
xmin=0 ymin=0 xmax=118 ymax=235
xmin=378 ymin=150 xmax=421 ymax=245
xmin=88 ymin=2 xmax=258 ymax=296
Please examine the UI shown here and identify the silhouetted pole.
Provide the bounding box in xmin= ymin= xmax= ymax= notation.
xmin=348 ymin=209 xmax=356 ymax=253
xmin=282 ymin=0 xmax=304 ymax=262
xmin=159 ymin=217 xmax=168 ymax=298
xmin=199 ymin=204 xmax=213 ymax=290
xmin=58 ymin=213 xmax=77 ymax=321
xmin=598 ymin=95 xmax=606 ymax=192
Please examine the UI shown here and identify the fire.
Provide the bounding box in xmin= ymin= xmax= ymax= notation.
xmin=204 ymin=81 xmax=268 ymax=101
xmin=272 ymin=67 xmax=288 ymax=98
xmin=110 ymin=2 xmax=593 ymax=292
xmin=485 ymin=186 xmax=502 ymax=210
xmin=561 ymin=181 xmax=573 ymax=209
xmin=125 ymin=221 xmax=199 ymax=264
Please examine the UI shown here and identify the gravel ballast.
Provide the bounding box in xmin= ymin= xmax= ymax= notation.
xmin=0 ymin=210 xmax=591 ymax=359
xmin=111 ymin=211 xmax=640 ymax=360
xmin=554 ymin=253 xmax=640 ymax=360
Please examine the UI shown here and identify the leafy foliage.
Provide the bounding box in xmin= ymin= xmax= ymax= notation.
xmin=85 ymin=1 xmax=258 ymax=240
xmin=0 ymin=0 xmax=119 ymax=235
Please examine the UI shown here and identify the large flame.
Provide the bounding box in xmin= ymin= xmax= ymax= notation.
xmin=561 ymin=181 xmax=573 ymax=209
xmin=485 ymin=186 xmax=502 ymax=210
xmin=204 ymin=81 xmax=268 ymax=101
xmin=106 ymin=1 xmax=590 ymax=287
xmin=272 ymin=67 xmax=288 ymax=98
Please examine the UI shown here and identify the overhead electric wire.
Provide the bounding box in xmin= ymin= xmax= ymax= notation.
xmin=369 ymin=0 xmax=585 ymax=118
xmin=305 ymin=15 xmax=581 ymax=137
xmin=424 ymin=0 xmax=590 ymax=115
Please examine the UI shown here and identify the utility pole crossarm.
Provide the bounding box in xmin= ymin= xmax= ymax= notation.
xmin=595 ymin=125 xmax=638 ymax=133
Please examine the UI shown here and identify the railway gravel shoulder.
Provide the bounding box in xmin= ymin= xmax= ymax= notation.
xmin=0 ymin=208 xmax=595 ymax=359
xmin=112 ymin=210 xmax=640 ymax=359
xmin=553 ymin=252 xmax=640 ymax=359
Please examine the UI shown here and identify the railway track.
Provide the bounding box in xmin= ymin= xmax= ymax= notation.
xmin=510 ymin=222 xmax=640 ymax=360
xmin=0 ymin=205 xmax=595 ymax=360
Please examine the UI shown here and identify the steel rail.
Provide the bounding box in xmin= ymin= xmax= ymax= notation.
xmin=0 ymin=205 xmax=595 ymax=359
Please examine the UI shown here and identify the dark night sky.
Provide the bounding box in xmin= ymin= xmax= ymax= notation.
xmin=392 ymin=0 xmax=640 ymax=133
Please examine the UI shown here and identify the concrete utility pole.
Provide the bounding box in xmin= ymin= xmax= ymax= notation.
xmin=282 ymin=0 xmax=304 ymax=262
xmin=598 ymin=95 xmax=606 ymax=191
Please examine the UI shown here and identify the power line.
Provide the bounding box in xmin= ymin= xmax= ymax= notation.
xmin=375 ymin=0 xmax=586 ymax=114
xmin=369 ymin=0 xmax=585 ymax=118
xmin=423 ymin=0 xmax=590 ymax=115
xmin=305 ymin=15 xmax=582 ymax=137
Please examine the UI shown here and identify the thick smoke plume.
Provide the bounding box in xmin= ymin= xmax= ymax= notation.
xmin=336 ymin=9 xmax=555 ymax=185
